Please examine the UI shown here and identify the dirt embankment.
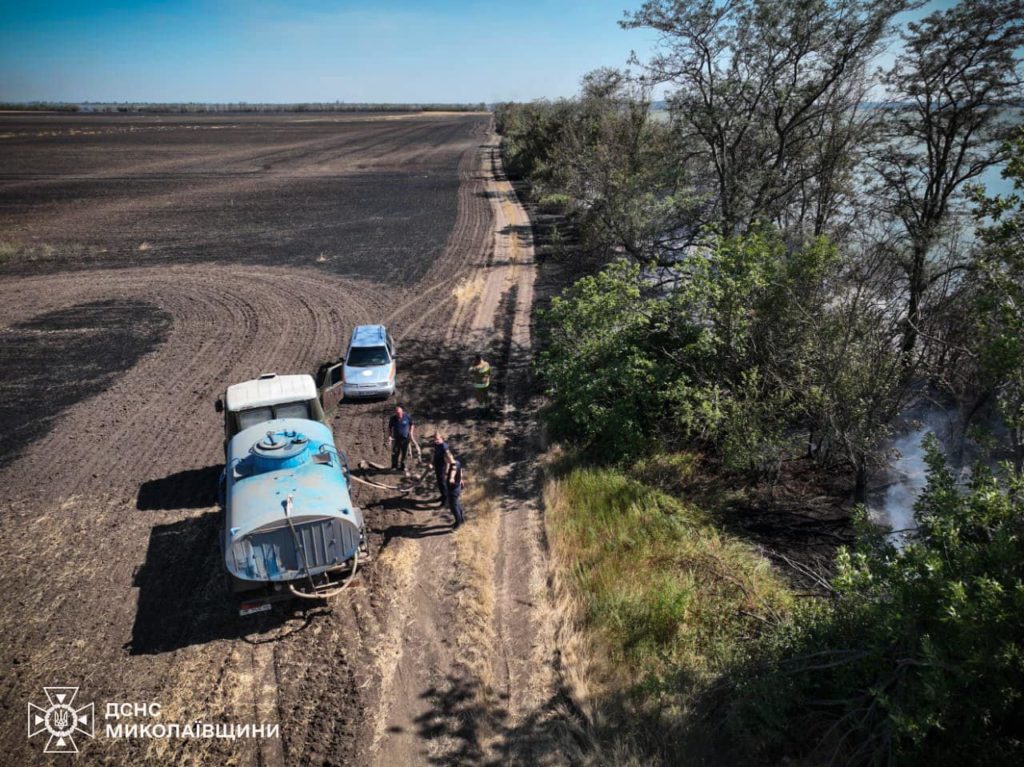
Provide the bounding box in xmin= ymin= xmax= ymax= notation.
xmin=0 ymin=112 xmax=562 ymax=765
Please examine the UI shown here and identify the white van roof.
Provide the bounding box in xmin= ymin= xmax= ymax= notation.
xmin=225 ymin=374 xmax=317 ymax=412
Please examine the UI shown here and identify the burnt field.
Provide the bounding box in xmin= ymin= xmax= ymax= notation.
xmin=0 ymin=110 xmax=555 ymax=766
xmin=0 ymin=111 xmax=490 ymax=486
xmin=0 ymin=112 xmax=478 ymax=282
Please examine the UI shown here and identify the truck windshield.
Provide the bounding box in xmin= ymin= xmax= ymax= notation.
xmin=347 ymin=346 xmax=389 ymax=367
xmin=275 ymin=401 xmax=311 ymax=419
xmin=237 ymin=407 xmax=273 ymax=431
xmin=236 ymin=401 xmax=312 ymax=431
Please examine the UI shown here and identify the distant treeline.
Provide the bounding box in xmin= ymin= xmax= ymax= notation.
xmin=0 ymin=102 xmax=80 ymax=112
xmin=0 ymin=101 xmax=487 ymax=114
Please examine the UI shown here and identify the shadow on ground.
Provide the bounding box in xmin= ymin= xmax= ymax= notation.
xmin=136 ymin=465 xmax=222 ymax=510
xmin=415 ymin=671 xmax=590 ymax=766
xmin=381 ymin=522 xmax=454 ymax=544
xmin=0 ymin=299 xmax=171 ymax=470
xmin=127 ymin=511 xmax=325 ymax=654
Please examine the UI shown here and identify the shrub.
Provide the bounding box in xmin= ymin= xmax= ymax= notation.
xmin=727 ymin=442 xmax=1024 ymax=765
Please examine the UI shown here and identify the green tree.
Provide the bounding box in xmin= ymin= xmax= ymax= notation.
xmin=537 ymin=261 xmax=675 ymax=460
xmin=869 ymin=0 xmax=1024 ymax=362
xmin=537 ymin=230 xmax=850 ymax=477
xmin=970 ymin=130 xmax=1024 ymax=472
xmin=730 ymin=441 xmax=1024 ymax=765
xmin=543 ymin=68 xmax=693 ymax=266
xmin=790 ymin=265 xmax=908 ymax=500
xmin=494 ymin=99 xmax=571 ymax=183
xmin=624 ymin=0 xmax=908 ymax=239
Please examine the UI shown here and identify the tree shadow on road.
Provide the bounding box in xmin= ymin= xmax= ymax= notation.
xmin=415 ymin=673 xmax=506 ymax=765
xmin=396 ymin=343 xmax=473 ymax=427
xmin=414 ymin=671 xmax=590 ymax=766
xmin=498 ymin=221 xmax=533 ymax=245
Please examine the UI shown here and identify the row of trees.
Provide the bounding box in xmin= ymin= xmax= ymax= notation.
xmin=501 ymin=0 xmax=1024 ymax=497
xmin=502 ymin=1 xmax=1024 ymax=761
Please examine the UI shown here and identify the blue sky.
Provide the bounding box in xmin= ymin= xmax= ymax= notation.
xmin=0 ymin=0 xmax=956 ymax=104
xmin=0 ymin=1 xmax=662 ymax=103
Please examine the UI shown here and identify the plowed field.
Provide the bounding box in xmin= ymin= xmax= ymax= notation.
xmin=0 ymin=112 xmax=558 ymax=765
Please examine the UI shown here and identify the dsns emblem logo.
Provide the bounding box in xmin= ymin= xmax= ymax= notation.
xmin=27 ymin=687 xmax=94 ymax=753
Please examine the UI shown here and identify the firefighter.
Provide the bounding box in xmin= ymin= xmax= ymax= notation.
xmin=432 ymin=432 xmax=449 ymax=507
xmin=387 ymin=405 xmax=415 ymax=472
xmin=469 ymin=354 xmax=492 ymax=414
xmin=444 ymin=449 xmax=465 ymax=528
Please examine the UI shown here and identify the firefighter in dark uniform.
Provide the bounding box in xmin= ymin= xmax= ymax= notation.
xmin=432 ymin=432 xmax=449 ymax=507
xmin=444 ymin=449 xmax=465 ymax=528
xmin=388 ymin=406 xmax=415 ymax=472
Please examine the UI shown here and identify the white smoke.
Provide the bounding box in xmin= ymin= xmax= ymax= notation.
xmin=874 ymin=407 xmax=957 ymax=547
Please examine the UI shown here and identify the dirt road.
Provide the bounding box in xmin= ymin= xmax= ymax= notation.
xmin=0 ymin=112 xmax=558 ymax=765
xmin=370 ymin=139 xmax=558 ymax=766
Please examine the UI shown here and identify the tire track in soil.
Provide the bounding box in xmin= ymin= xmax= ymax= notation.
xmin=0 ymin=113 xmax=485 ymax=288
xmin=480 ymin=143 xmax=559 ymax=762
xmin=0 ymin=265 xmax=382 ymax=501
xmin=220 ymin=118 xmax=494 ymax=767
xmin=300 ymin=120 xmax=497 ymax=767
xmin=0 ymin=263 xmax=387 ymax=767
xmin=364 ymin=131 xmax=557 ymax=767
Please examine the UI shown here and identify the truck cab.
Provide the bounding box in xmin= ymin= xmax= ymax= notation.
xmin=216 ymin=373 xmax=326 ymax=443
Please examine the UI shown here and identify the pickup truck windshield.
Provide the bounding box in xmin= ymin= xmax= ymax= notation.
xmin=347 ymin=346 xmax=389 ymax=367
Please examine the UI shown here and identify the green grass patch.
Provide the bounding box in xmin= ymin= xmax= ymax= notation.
xmin=546 ymin=455 xmax=792 ymax=695
xmin=536 ymin=192 xmax=572 ymax=213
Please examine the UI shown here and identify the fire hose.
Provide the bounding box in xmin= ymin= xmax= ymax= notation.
xmin=349 ymin=473 xmax=413 ymax=492
xmin=349 ymin=463 xmax=433 ymax=493
xmin=351 ymin=435 xmax=429 ymax=492
xmin=288 ymin=547 xmax=359 ymax=600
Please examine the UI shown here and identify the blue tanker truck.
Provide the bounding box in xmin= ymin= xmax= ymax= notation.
xmin=217 ymin=374 xmax=366 ymax=615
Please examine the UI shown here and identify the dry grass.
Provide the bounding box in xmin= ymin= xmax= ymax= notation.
xmin=0 ymin=240 xmax=57 ymax=263
xmin=452 ymin=272 xmax=486 ymax=308
xmin=366 ymin=538 xmax=423 ymax=753
xmin=450 ymin=432 xmax=504 ymax=694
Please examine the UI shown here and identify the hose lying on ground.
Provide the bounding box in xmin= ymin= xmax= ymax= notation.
xmin=350 ymin=462 xmax=434 ymax=492
xmin=349 ymin=473 xmax=413 ymax=493
xmin=363 ymin=436 xmax=423 ymax=471
xmin=288 ymin=548 xmax=359 ymax=599
xmin=350 ymin=436 xmax=432 ymax=496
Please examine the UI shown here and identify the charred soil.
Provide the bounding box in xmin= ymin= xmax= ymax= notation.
xmin=0 ymin=112 xmax=556 ymax=766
